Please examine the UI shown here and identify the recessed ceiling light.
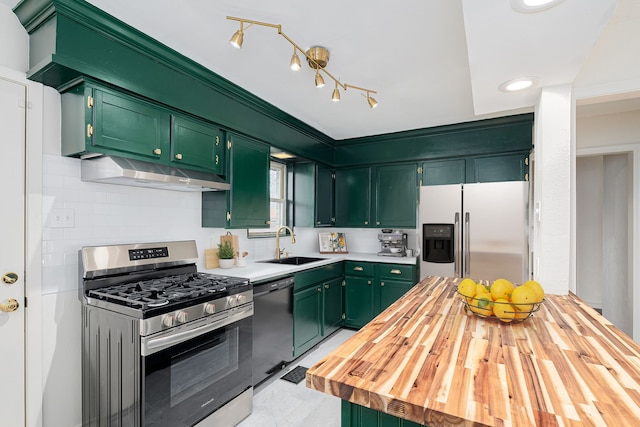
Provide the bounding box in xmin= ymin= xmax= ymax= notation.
xmin=499 ymin=77 xmax=539 ymax=92
xmin=511 ymin=0 xmax=565 ymax=13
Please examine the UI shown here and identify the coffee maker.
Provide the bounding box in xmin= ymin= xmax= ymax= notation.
xmin=377 ymin=229 xmax=408 ymax=257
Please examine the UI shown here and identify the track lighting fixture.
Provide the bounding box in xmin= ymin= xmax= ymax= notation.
xmin=315 ymin=70 xmax=325 ymax=88
xmin=226 ymin=16 xmax=378 ymax=109
xmin=332 ymin=82 xmax=341 ymax=102
xmin=229 ymin=22 xmax=244 ymax=48
xmin=289 ymin=47 xmax=301 ymax=71
xmin=367 ymin=92 xmax=378 ymax=109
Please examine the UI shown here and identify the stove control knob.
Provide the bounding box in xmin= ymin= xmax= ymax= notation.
xmin=236 ymin=294 xmax=247 ymax=305
xmin=176 ymin=311 xmax=188 ymax=323
xmin=162 ymin=314 xmax=175 ymax=328
xmin=227 ymin=296 xmax=236 ymax=307
xmin=204 ymin=303 xmax=216 ymax=315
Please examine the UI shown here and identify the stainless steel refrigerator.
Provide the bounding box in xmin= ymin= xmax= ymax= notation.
xmin=418 ymin=181 xmax=529 ymax=283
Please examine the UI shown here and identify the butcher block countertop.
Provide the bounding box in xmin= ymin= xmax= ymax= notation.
xmin=306 ymin=276 xmax=640 ymax=426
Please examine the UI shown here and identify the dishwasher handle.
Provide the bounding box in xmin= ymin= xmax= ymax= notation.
xmin=253 ymin=276 xmax=295 ymax=297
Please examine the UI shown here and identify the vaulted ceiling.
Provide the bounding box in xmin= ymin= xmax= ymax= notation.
xmin=3 ymin=0 xmax=639 ymax=140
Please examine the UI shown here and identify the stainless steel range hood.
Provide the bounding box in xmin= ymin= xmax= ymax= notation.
xmin=81 ymin=155 xmax=230 ymax=192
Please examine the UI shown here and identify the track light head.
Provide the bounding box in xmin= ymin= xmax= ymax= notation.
xmin=332 ymin=84 xmax=341 ymax=102
xmin=315 ymin=72 xmax=325 ymax=88
xmin=367 ymin=94 xmax=378 ymax=109
xmin=229 ymin=25 xmax=244 ymax=48
xmin=290 ymin=50 xmax=301 ymax=71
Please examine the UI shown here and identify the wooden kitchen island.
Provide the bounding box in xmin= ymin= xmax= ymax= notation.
xmin=306 ymin=276 xmax=640 ymax=426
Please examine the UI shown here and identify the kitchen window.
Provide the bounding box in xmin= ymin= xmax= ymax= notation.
xmin=248 ymin=161 xmax=288 ymax=237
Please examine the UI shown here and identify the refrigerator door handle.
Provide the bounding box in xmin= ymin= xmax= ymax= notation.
xmin=464 ymin=212 xmax=470 ymax=277
xmin=454 ymin=212 xmax=461 ymax=277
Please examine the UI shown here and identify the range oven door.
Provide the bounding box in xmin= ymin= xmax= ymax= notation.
xmin=141 ymin=305 xmax=253 ymax=427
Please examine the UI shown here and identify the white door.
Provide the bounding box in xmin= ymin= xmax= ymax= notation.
xmin=0 ymin=77 xmax=26 ymax=425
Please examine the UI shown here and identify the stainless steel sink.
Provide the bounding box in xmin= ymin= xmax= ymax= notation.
xmin=259 ymin=256 xmax=327 ymax=265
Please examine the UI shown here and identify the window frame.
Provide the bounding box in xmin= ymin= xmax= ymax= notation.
xmin=247 ymin=161 xmax=288 ymax=238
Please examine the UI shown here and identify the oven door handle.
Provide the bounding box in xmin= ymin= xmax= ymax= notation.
xmin=141 ymin=304 xmax=253 ymax=356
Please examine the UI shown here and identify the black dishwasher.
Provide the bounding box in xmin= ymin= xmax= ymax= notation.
xmin=252 ymin=275 xmax=295 ymax=386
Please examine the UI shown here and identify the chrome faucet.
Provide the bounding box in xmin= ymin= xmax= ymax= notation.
xmin=275 ymin=225 xmax=296 ymax=259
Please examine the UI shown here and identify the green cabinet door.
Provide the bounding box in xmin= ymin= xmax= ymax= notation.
xmin=379 ymin=279 xmax=414 ymax=312
xmin=92 ymin=87 xmax=170 ymax=160
xmin=342 ymin=401 xmax=424 ymax=427
xmin=293 ymin=285 xmax=322 ymax=356
xmin=294 ymin=163 xmax=334 ymax=227
xmin=335 ymin=167 xmax=372 ymax=227
xmin=170 ymin=115 xmax=224 ymax=174
xmin=315 ymin=164 xmax=335 ymax=226
xmin=374 ymin=164 xmax=417 ymax=228
xmin=421 ymin=158 xmax=466 ymax=186
xmin=323 ymin=277 xmax=344 ymax=336
xmin=344 ymin=276 xmax=375 ymax=329
xmin=471 ymin=152 xmax=529 ymax=182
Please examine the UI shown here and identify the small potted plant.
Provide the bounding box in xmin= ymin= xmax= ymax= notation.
xmin=217 ymin=240 xmax=235 ymax=269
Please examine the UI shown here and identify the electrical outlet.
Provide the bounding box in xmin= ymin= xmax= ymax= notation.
xmin=50 ymin=208 xmax=75 ymax=228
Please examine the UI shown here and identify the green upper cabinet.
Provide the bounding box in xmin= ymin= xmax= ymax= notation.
xmin=374 ymin=164 xmax=418 ymax=228
xmin=421 ymin=151 xmax=530 ymax=186
xmin=294 ymin=163 xmax=334 ymax=227
xmin=61 ymin=81 xmax=227 ymax=175
xmin=421 ymin=158 xmax=466 ymax=186
xmin=335 ymin=167 xmax=372 ymax=227
xmin=202 ymin=133 xmax=270 ymax=228
xmin=470 ymin=152 xmax=529 ymax=183
xmin=62 ymin=83 xmax=170 ymax=161
xmin=335 ymin=164 xmax=417 ymax=228
xmin=170 ymin=115 xmax=225 ymax=175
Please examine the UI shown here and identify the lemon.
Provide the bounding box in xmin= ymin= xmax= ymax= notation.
xmin=469 ymin=292 xmax=493 ymax=317
xmin=476 ymin=283 xmax=490 ymax=295
xmin=523 ymin=280 xmax=545 ymax=302
xmin=490 ymin=278 xmax=515 ymax=301
xmin=457 ymin=278 xmax=477 ymax=298
xmin=511 ymin=285 xmax=537 ymax=319
xmin=493 ymin=298 xmax=515 ymax=322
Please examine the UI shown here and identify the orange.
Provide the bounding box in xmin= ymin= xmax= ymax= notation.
xmin=523 ymin=280 xmax=545 ymax=302
xmin=490 ymin=278 xmax=514 ymax=301
xmin=493 ymin=298 xmax=515 ymax=322
xmin=457 ymin=278 xmax=477 ymax=298
xmin=476 ymin=283 xmax=490 ymax=295
xmin=511 ymin=285 xmax=538 ymax=319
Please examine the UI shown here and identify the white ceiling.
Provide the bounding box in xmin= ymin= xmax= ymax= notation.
xmin=3 ymin=0 xmax=639 ymax=140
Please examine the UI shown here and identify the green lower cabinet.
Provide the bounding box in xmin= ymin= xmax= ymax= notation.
xmin=323 ymin=277 xmax=344 ymax=336
xmin=344 ymin=262 xmax=417 ymax=329
xmin=293 ymin=285 xmax=323 ymax=356
xmin=293 ymin=264 xmax=344 ymax=357
xmin=344 ymin=275 xmax=375 ymax=329
xmin=342 ymin=401 xmax=424 ymax=427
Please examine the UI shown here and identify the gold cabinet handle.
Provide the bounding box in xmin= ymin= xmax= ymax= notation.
xmin=153 ymin=148 xmax=162 ymax=155
xmin=215 ymin=155 xmax=219 ymax=165
xmin=364 ymin=220 xmax=368 ymax=225
xmin=215 ymin=135 xmax=220 ymax=145
xmin=376 ymin=221 xmax=381 ymax=225
xmin=325 ymin=283 xmax=329 ymax=289
xmin=175 ymin=153 xmax=183 ymax=160
xmin=390 ymin=269 xmax=402 ymax=275
xmin=317 ymin=288 xmax=322 ymax=293
xmin=0 ymin=298 xmax=19 ymax=313
xmin=86 ymin=124 xmax=93 ymax=137
xmin=367 ymin=280 xmax=372 ymax=285
xmin=2 ymin=272 xmax=18 ymax=285
xmin=87 ymin=95 xmax=94 ymax=108
xmin=381 ymin=282 xmax=385 ymax=287
xmin=353 ymin=266 xmax=364 ymax=271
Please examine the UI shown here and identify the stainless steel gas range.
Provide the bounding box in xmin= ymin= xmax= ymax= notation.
xmin=80 ymin=240 xmax=253 ymax=427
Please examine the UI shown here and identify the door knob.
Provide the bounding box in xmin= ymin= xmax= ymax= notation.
xmin=2 ymin=272 xmax=18 ymax=285
xmin=0 ymin=298 xmax=19 ymax=313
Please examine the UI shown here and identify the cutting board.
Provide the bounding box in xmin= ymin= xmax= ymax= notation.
xmin=204 ymin=248 xmax=219 ymax=269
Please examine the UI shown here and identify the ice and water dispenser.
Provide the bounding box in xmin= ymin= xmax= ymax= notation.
xmin=422 ymin=224 xmax=454 ymax=263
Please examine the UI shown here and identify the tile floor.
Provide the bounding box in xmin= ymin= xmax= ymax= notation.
xmin=237 ymin=328 xmax=357 ymax=427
